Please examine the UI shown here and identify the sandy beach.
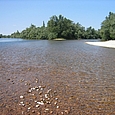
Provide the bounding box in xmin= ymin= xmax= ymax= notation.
xmin=86 ymin=40 xmax=115 ymax=48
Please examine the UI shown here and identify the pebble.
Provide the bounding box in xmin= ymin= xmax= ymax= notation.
xmin=35 ymin=100 xmax=37 ymax=103
xmin=65 ymin=110 xmax=69 ymax=114
xmin=37 ymin=101 xmax=44 ymax=105
xmin=54 ymin=102 xmax=57 ymax=105
xmin=45 ymin=94 xmax=48 ymax=98
xmin=20 ymin=101 xmax=24 ymax=104
xmin=50 ymin=111 xmax=53 ymax=114
xmin=25 ymin=102 xmax=30 ymax=105
xmin=55 ymin=98 xmax=58 ymax=100
xmin=20 ymin=96 xmax=24 ymax=99
xmin=20 ymin=79 xmax=24 ymax=82
xmin=54 ymin=91 xmax=57 ymax=93
xmin=25 ymin=83 xmax=27 ymax=85
xmin=22 ymin=104 xmax=25 ymax=106
xmin=46 ymin=101 xmax=51 ymax=104
xmin=40 ymin=95 xmax=43 ymax=98
xmin=61 ymin=111 xmax=64 ymax=114
xmin=35 ymin=86 xmax=38 ymax=89
xmin=39 ymin=91 xmax=42 ymax=95
xmin=36 ymin=105 xmax=40 ymax=108
xmin=22 ymin=111 xmax=24 ymax=114
xmin=37 ymin=112 xmax=41 ymax=115
xmin=28 ymin=90 xmax=32 ymax=93
xmin=28 ymin=107 xmax=31 ymax=110
xmin=47 ymin=89 xmax=51 ymax=93
xmin=45 ymin=108 xmax=49 ymax=111
xmin=18 ymin=85 xmax=64 ymax=114
xmin=32 ymin=110 xmax=35 ymax=113
xmin=40 ymin=98 xmax=43 ymax=101
xmin=36 ymin=80 xmax=38 ymax=83
xmin=29 ymin=93 xmax=34 ymax=96
xmin=40 ymin=88 xmax=43 ymax=91
xmin=32 ymin=87 xmax=35 ymax=90
xmin=41 ymin=85 xmax=45 ymax=88
xmin=56 ymin=106 xmax=59 ymax=108
xmin=38 ymin=86 xmax=42 ymax=88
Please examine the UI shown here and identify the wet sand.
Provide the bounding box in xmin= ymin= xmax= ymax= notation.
xmin=0 ymin=39 xmax=115 ymax=115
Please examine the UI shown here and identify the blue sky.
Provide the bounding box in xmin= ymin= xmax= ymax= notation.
xmin=0 ymin=0 xmax=115 ymax=35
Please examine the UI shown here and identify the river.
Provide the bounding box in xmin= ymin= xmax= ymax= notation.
xmin=0 ymin=38 xmax=115 ymax=114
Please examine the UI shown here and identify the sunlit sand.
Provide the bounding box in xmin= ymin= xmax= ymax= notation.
xmin=86 ymin=40 xmax=115 ymax=48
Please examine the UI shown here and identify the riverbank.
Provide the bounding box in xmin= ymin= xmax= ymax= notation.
xmin=86 ymin=40 xmax=115 ymax=48
xmin=53 ymin=38 xmax=66 ymax=41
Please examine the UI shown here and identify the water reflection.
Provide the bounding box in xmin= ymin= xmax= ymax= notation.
xmin=0 ymin=38 xmax=23 ymax=42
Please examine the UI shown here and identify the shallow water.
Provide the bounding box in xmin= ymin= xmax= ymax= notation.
xmin=0 ymin=39 xmax=115 ymax=114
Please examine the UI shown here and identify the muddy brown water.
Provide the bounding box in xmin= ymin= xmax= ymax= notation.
xmin=0 ymin=39 xmax=115 ymax=115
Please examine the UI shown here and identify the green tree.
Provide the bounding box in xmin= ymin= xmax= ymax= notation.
xmin=0 ymin=34 xmax=2 ymax=38
xmin=100 ymin=12 xmax=115 ymax=40
xmin=10 ymin=30 xmax=20 ymax=38
xmin=85 ymin=27 xmax=98 ymax=39
xmin=42 ymin=21 xmax=45 ymax=27
xmin=47 ymin=15 xmax=76 ymax=39
xmin=73 ymin=23 xmax=86 ymax=39
xmin=48 ymin=32 xmax=57 ymax=40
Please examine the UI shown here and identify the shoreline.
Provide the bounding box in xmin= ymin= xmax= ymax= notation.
xmin=53 ymin=38 xmax=66 ymax=41
xmin=86 ymin=40 xmax=115 ymax=48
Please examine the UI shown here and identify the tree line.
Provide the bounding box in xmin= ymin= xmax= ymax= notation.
xmin=0 ymin=34 xmax=10 ymax=38
xmin=100 ymin=12 xmax=115 ymax=41
xmin=1 ymin=12 xmax=115 ymax=40
xmin=10 ymin=15 xmax=100 ymax=40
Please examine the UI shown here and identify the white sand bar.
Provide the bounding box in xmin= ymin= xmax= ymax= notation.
xmin=86 ymin=40 xmax=115 ymax=48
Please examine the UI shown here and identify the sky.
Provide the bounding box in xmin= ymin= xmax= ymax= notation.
xmin=0 ymin=0 xmax=115 ymax=35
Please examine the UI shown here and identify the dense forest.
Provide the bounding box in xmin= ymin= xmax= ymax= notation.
xmin=100 ymin=12 xmax=115 ymax=40
xmin=1 ymin=12 xmax=115 ymax=40
xmin=10 ymin=15 xmax=100 ymax=40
